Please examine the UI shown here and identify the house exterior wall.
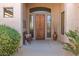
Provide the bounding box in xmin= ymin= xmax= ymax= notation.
xmin=62 ymin=4 xmax=79 ymax=43
xmin=0 ymin=3 xmax=23 ymax=46
xmin=1 ymin=3 xmax=79 ymax=45
xmin=23 ymin=3 xmax=64 ymax=41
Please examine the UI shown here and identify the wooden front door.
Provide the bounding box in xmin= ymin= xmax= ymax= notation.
xmin=35 ymin=14 xmax=45 ymax=40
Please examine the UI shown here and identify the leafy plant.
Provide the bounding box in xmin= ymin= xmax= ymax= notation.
xmin=64 ymin=30 xmax=79 ymax=56
xmin=0 ymin=25 xmax=20 ymax=56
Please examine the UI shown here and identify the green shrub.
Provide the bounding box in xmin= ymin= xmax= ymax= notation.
xmin=64 ymin=30 xmax=79 ymax=56
xmin=0 ymin=25 xmax=20 ymax=56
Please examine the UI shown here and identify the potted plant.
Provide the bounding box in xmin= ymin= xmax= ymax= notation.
xmin=53 ymin=31 xmax=57 ymax=41
xmin=0 ymin=25 xmax=20 ymax=56
xmin=64 ymin=30 xmax=79 ymax=56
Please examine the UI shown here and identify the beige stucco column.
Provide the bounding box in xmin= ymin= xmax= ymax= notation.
xmin=63 ymin=3 xmax=78 ymax=43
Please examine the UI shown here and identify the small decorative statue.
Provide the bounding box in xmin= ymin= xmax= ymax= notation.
xmin=53 ymin=31 xmax=57 ymax=41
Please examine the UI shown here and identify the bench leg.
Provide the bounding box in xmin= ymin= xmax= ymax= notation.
xmin=23 ymin=39 xmax=26 ymax=45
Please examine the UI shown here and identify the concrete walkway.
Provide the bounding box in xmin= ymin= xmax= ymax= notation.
xmin=16 ymin=40 xmax=68 ymax=56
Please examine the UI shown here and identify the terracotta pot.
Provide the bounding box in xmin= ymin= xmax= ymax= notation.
xmin=53 ymin=32 xmax=57 ymax=41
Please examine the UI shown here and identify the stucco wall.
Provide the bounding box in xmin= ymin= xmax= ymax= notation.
xmin=23 ymin=3 xmax=64 ymax=41
xmin=60 ymin=4 xmax=65 ymax=43
xmin=62 ymin=3 xmax=79 ymax=43
xmin=76 ymin=4 xmax=79 ymax=30
xmin=0 ymin=3 xmax=23 ymax=46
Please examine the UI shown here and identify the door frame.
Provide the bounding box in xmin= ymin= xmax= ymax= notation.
xmin=29 ymin=12 xmax=51 ymax=40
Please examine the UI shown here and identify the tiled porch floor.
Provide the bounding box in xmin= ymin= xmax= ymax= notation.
xmin=16 ymin=40 xmax=73 ymax=56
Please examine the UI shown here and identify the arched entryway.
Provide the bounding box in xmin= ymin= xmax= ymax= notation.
xmin=29 ymin=7 xmax=52 ymax=40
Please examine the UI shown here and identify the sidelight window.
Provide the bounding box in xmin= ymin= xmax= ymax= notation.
xmin=47 ymin=15 xmax=51 ymax=38
xmin=29 ymin=15 xmax=34 ymax=38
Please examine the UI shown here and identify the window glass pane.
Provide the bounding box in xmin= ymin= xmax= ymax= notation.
xmin=47 ymin=15 xmax=51 ymax=38
xmin=4 ymin=7 xmax=13 ymax=18
xmin=29 ymin=15 xmax=34 ymax=38
xmin=61 ymin=12 xmax=64 ymax=35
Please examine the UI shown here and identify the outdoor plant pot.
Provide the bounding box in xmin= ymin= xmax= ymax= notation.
xmin=53 ymin=32 xmax=57 ymax=41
